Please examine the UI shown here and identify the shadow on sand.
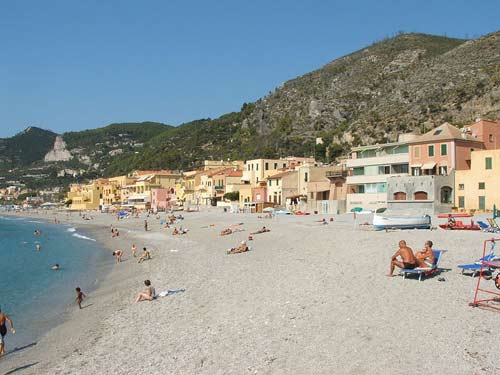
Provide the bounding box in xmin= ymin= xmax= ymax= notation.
xmin=4 ymin=362 xmax=39 ymax=375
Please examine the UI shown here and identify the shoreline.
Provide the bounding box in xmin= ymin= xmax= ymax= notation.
xmin=1 ymin=209 xmax=500 ymax=374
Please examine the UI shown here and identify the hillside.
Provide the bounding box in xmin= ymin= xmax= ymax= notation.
xmin=0 ymin=122 xmax=170 ymax=190
xmin=114 ymin=31 xmax=499 ymax=170
xmin=2 ymin=31 xmax=499 ymax=191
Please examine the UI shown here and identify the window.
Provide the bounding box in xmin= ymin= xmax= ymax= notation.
xmin=428 ymin=145 xmax=434 ymax=157
xmin=392 ymin=164 xmax=409 ymax=174
xmin=458 ymin=196 xmax=465 ymax=208
xmin=440 ymin=144 xmax=447 ymax=156
xmin=413 ymin=146 xmax=420 ymax=158
xmin=414 ymin=191 xmax=428 ymax=200
xmin=269 ymin=195 xmax=272 ymax=201
xmin=310 ymin=192 xmax=314 ymax=199
xmin=251 ymin=164 xmax=254 ymax=170
xmin=353 ymin=167 xmax=364 ymax=176
xmin=433 ymin=129 xmax=442 ymax=135
xmin=274 ymin=163 xmax=278 ymax=169
xmin=479 ymin=196 xmax=486 ymax=210
xmin=486 ymin=157 xmax=492 ymax=170
xmin=412 ymin=167 xmax=422 ymax=176
xmin=304 ymin=172 xmax=308 ymax=182
xmin=256 ymin=164 xmax=259 ymax=171
xmin=393 ymin=192 xmax=407 ymax=200
xmin=268 ymin=180 xmax=271 ymax=186
xmin=283 ymin=163 xmax=286 ymax=168
xmin=479 ymin=182 xmax=485 ymax=190
xmin=265 ymin=162 xmax=269 ymax=171
xmin=489 ymin=134 xmax=494 ymax=142
xmin=378 ymin=165 xmax=390 ymax=175
xmin=458 ymin=184 xmax=464 ymax=190
xmin=439 ymin=166 xmax=448 ymax=175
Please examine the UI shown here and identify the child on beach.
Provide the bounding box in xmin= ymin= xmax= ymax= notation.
xmin=131 ymin=244 xmax=137 ymax=257
xmin=75 ymin=287 xmax=86 ymax=309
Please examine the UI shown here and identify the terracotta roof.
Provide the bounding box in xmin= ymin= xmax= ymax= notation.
xmin=225 ymin=170 xmax=243 ymax=177
xmin=409 ymin=122 xmax=482 ymax=144
xmin=134 ymin=170 xmax=173 ymax=175
xmin=267 ymin=171 xmax=297 ymax=180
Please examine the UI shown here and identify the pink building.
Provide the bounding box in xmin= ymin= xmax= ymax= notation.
xmin=408 ymin=122 xmax=484 ymax=176
xmin=468 ymin=119 xmax=500 ymax=150
xmin=252 ymin=182 xmax=267 ymax=203
xmin=151 ymin=188 xmax=176 ymax=212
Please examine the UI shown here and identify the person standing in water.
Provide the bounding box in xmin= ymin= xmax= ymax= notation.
xmin=0 ymin=307 xmax=15 ymax=357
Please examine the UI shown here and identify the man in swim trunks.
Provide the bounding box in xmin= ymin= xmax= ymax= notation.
xmin=387 ymin=240 xmax=416 ymax=276
xmin=415 ymin=240 xmax=435 ymax=268
xmin=0 ymin=308 xmax=15 ymax=357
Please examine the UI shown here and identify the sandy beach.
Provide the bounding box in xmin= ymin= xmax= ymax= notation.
xmin=1 ymin=209 xmax=499 ymax=374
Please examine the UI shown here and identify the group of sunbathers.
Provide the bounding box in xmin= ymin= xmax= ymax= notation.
xmin=387 ymin=240 xmax=435 ymax=277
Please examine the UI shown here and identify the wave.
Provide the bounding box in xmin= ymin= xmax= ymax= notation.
xmin=26 ymin=220 xmax=43 ymax=223
xmin=66 ymin=227 xmax=76 ymax=232
xmin=72 ymin=233 xmax=96 ymax=242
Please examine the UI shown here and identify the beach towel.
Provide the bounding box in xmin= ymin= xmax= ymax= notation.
xmin=157 ymin=289 xmax=186 ymax=297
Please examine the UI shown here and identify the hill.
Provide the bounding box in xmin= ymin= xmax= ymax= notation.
xmin=112 ymin=31 xmax=499 ymax=170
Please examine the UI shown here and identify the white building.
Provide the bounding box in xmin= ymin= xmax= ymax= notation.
xmin=346 ymin=134 xmax=416 ymax=211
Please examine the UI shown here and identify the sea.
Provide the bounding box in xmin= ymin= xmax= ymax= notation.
xmin=0 ymin=215 xmax=112 ymax=351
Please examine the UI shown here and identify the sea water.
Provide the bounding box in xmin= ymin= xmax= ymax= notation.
xmin=0 ymin=216 xmax=111 ymax=351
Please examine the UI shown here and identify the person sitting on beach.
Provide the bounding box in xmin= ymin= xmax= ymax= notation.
xmin=227 ymin=241 xmax=249 ymax=255
xmin=75 ymin=287 xmax=86 ymax=309
xmin=113 ymin=249 xmax=123 ymax=263
xmin=447 ymin=214 xmax=456 ymax=229
xmin=251 ymin=226 xmax=270 ymax=235
xmin=415 ymin=240 xmax=435 ymax=268
xmin=172 ymin=227 xmax=180 ymax=235
xmin=134 ymin=280 xmax=157 ymax=303
xmin=52 ymin=264 xmax=60 ymax=270
xmin=220 ymin=228 xmax=233 ymax=236
xmin=138 ymin=247 xmax=151 ymax=263
xmin=387 ymin=240 xmax=416 ymax=277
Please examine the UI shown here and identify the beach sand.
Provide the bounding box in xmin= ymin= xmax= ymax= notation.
xmin=1 ymin=209 xmax=499 ymax=374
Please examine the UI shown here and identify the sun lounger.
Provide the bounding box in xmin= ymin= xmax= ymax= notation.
xmin=457 ymin=250 xmax=499 ymax=277
xmin=477 ymin=221 xmax=493 ymax=232
xmin=400 ymin=250 xmax=446 ymax=281
xmin=486 ymin=218 xmax=500 ymax=232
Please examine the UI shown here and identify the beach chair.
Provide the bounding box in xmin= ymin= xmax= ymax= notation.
xmin=477 ymin=221 xmax=493 ymax=232
xmin=486 ymin=218 xmax=500 ymax=233
xmin=458 ymin=253 xmax=497 ymax=277
xmin=400 ymin=250 xmax=446 ymax=281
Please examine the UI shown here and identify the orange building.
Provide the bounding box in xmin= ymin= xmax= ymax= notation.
xmin=408 ymin=122 xmax=484 ymax=176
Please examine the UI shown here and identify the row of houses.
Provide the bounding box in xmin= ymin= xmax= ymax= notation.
xmin=67 ymin=118 xmax=500 ymax=214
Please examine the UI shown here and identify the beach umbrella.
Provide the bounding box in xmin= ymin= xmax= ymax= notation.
xmin=351 ymin=207 xmax=363 ymax=212
xmin=263 ymin=207 xmax=275 ymax=212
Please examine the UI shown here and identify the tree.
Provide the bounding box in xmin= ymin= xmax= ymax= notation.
xmin=223 ymin=191 xmax=240 ymax=201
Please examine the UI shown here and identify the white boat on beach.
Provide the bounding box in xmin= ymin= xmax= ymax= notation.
xmin=372 ymin=213 xmax=431 ymax=230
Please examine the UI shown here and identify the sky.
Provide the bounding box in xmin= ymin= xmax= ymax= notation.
xmin=1 ymin=0 xmax=499 ymax=137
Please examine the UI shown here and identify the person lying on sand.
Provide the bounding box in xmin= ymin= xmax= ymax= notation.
xmin=134 ymin=280 xmax=157 ymax=303
xmin=415 ymin=240 xmax=435 ymax=268
xmin=172 ymin=227 xmax=180 ymax=235
xmin=220 ymin=228 xmax=233 ymax=236
xmin=227 ymin=241 xmax=249 ymax=255
xmin=138 ymin=247 xmax=151 ymax=263
xmin=387 ymin=240 xmax=416 ymax=277
xmin=250 ymin=226 xmax=270 ymax=235
xmin=113 ymin=249 xmax=123 ymax=263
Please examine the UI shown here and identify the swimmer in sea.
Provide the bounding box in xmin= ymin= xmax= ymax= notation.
xmin=52 ymin=264 xmax=60 ymax=270
xmin=35 ymin=244 xmax=41 ymax=251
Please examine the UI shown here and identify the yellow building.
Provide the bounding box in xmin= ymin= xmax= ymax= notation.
xmin=455 ymin=149 xmax=500 ymax=211
xmin=68 ymin=179 xmax=108 ymax=210
xmin=125 ymin=170 xmax=181 ymax=209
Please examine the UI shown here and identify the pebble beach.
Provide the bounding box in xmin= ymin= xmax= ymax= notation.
xmin=1 ymin=209 xmax=499 ymax=375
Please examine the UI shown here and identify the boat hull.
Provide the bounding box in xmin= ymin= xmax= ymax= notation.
xmin=438 ymin=224 xmax=480 ymax=231
xmin=437 ymin=213 xmax=473 ymax=218
xmin=373 ymin=214 xmax=431 ymax=231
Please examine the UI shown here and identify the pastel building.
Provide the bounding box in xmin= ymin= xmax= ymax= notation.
xmin=266 ymin=171 xmax=299 ymax=207
xmin=151 ymin=188 xmax=176 ymax=212
xmin=346 ymin=135 xmax=414 ymax=212
xmin=455 ymin=149 xmax=500 ymax=211
xmin=68 ymin=179 xmax=108 ymax=210
xmin=307 ymin=164 xmax=348 ymax=214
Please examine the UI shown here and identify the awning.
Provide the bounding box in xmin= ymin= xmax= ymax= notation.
xmin=422 ymin=162 xmax=436 ymax=170
xmin=410 ymin=164 xmax=422 ymax=168
xmin=286 ymin=194 xmax=302 ymax=199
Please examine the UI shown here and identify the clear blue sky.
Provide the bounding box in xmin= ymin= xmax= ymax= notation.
xmin=1 ymin=0 xmax=499 ymax=137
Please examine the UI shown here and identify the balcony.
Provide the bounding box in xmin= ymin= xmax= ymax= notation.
xmin=325 ymin=169 xmax=348 ymax=178
xmin=346 ymin=153 xmax=408 ymax=168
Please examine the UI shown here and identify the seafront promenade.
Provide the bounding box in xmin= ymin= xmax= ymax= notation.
xmin=1 ymin=209 xmax=499 ymax=374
